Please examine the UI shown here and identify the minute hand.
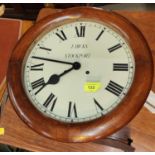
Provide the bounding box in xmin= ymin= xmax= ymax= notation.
xmin=32 ymin=56 xmax=73 ymax=65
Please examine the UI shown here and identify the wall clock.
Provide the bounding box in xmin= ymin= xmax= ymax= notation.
xmin=7 ymin=7 xmax=153 ymax=142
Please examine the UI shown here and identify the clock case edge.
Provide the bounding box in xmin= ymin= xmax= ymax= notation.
xmin=7 ymin=7 xmax=154 ymax=143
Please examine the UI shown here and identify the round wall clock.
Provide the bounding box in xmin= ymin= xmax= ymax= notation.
xmin=7 ymin=7 xmax=153 ymax=142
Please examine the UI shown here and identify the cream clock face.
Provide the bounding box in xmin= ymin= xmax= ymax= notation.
xmin=22 ymin=20 xmax=135 ymax=123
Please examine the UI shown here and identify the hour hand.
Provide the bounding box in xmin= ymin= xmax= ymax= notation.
xmin=34 ymin=61 xmax=81 ymax=94
xmin=32 ymin=56 xmax=73 ymax=65
xmin=48 ymin=62 xmax=81 ymax=85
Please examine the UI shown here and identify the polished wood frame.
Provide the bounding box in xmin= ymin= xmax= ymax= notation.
xmin=7 ymin=7 xmax=153 ymax=142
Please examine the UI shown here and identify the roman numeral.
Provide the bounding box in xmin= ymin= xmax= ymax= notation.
xmin=105 ymin=80 xmax=124 ymax=96
xmin=75 ymin=26 xmax=85 ymax=37
xmin=94 ymin=98 xmax=104 ymax=111
xmin=55 ymin=30 xmax=67 ymax=41
xmin=30 ymin=63 xmax=44 ymax=71
xmin=96 ymin=29 xmax=105 ymax=41
xmin=68 ymin=102 xmax=77 ymax=118
xmin=43 ymin=93 xmax=57 ymax=111
xmin=108 ymin=44 xmax=122 ymax=53
xmin=39 ymin=46 xmax=52 ymax=51
xmin=113 ymin=63 xmax=128 ymax=71
xmin=31 ymin=78 xmax=45 ymax=90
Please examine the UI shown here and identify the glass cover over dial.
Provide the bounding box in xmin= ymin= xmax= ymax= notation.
xmin=22 ymin=20 xmax=135 ymax=123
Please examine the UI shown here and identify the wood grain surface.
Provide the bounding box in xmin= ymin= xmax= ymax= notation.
xmin=0 ymin=18 xmax=21 ymax=86
xmin=1 ymin=9 xmax=155 ymax=151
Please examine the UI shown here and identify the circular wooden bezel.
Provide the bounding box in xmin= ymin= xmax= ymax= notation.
xmin=7 ymin=7 xmax=153 ymax=142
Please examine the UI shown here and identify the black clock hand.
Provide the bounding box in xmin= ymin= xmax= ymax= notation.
xmin=34 ymin=62 xmax=81 ymax=94
xmin=48 ymin=67 xmax=74 ymax=85
xmin=32 ymin=56 xmax=73 ymax=65
xmin=59 ymin=66 xmax=74 ymax=77
xmin=48 ymin=62 xmax=81 ymax=84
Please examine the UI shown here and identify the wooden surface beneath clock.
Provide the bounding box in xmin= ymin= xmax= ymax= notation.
xmin=1 ymin=8 xmax=155 ymax=151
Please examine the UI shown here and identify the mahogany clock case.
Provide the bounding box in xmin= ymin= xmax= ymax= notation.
xmin=7 ymin=7 xmax=153 ymax=142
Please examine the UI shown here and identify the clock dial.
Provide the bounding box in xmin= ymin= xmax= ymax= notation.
xmin=22 ymin=20 xmax=135 ymax=123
